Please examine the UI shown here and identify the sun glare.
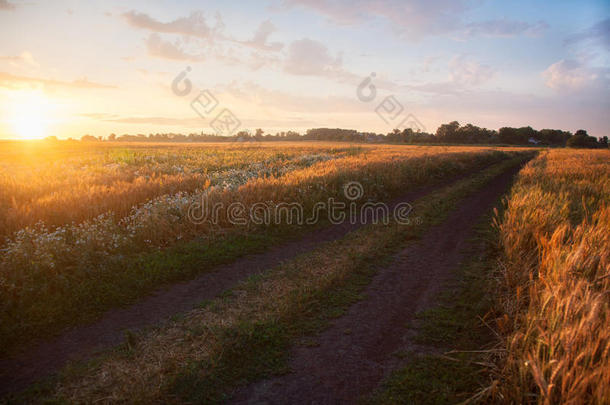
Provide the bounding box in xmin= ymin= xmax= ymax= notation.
xmin=9 ymin=91 xmax=52 ymax=140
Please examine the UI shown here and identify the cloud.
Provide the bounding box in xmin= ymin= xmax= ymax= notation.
xmin=284 ymin=0 xmax=468 ymax=38
xmin=146 ymin=33 xmax=204 ymax=61
xmin=87 ymin=112 xmax=317 ymax=130
xmin=0 ymin=51 xmax=39 ymax=67
xmin=407 ymin=81 xmax=462 ymax=96
xmin=246 ymin=51 xmax=282 ymax=70
xmin=0 ymin=0 xmax=15 ymax=10
xmin=125 ymin=10 xmax=284 ymax=65
xmin=565 ymin=18 xmax=610 ymax=52
xmin=70 ymin=78 xmax=117 ymax=89
xmin=101 ymin=116 xmax=204 ymax=126
xmin=0 ymin=72 xmax=117 ymax=90
xmin=542 ymin=59 xmax=607 ymax=91
xmin=281 ymin=38 xmax=400 ymax=89
xmin=239 ymin=117 xmax=318 ymax=128
xmin=406 ymin=55 xmax=495 ymax=95
xmin=79 ymin=113 xmax=119 ymax=120
xmin=283 ymin=0 xmax=547 ymax=40
xmin=220 ymin=81 xmax=366 ymax=113
xmin=449 ymin=55 xmax=495 ymax=86
xmin=284 ymin=38 xmax=353 ymax=80
xmin=122 ymin=10 xmax=220 ymax=40
xmin=462 ymin=19 xmax=548 ymax=38
xmin=240 ymin=20 xmax=283 ymax=52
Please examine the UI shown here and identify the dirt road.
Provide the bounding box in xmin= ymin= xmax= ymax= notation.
xmin=230 ymin=163 xmax=522 ymax=404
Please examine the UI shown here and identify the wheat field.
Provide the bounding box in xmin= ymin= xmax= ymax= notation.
xmin=2 ymin=142 xmax=608 ymax=403
xmin=494 ymin=149 xmax=610 ymax=403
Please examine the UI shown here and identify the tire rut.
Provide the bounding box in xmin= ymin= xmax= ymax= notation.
xmin=230 ymin=162 xmax=523 ymax=405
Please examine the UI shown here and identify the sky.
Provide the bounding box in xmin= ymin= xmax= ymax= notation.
xmin=0 ymin=0 xmax=609 ymax=139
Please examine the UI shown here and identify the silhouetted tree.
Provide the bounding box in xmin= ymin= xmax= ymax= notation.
xmin=538 ymin=129 xmax=572 ymax=146
xmin=567 ymin=129 xmax=600 ymax=148
xmin=436 ymin=121 xmax=460 ymax=142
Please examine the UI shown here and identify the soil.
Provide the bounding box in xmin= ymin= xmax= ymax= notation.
xmin=229 ymin=163 xmax=522 ymax=404
xmin=0 ymin=161 xmax=507 ymax=397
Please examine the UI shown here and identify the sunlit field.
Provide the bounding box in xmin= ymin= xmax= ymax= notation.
xmin=0 ymin=141 xmax=350 ymax=238
xmin=493 ymin=149 xmax=609 ymax=403
xmin=0 ymin=141 xmax=528 ymax=350
xmin=0 ymin=141 xmax=608 ymax=404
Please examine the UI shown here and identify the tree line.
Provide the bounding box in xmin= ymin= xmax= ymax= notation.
xmin=73 ymin=122 xmax=608 ymax=148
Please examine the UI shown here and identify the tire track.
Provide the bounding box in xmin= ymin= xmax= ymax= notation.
xmin=231 ymin=162 xmax=524 ymax=404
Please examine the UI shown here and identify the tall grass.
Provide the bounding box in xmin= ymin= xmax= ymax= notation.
xmin=0 ymin=141 xmax=355 ymax=239
xmin=494 ymin=149 xmax=609 ymax=404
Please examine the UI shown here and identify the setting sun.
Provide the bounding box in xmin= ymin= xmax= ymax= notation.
xmin=9 ymin=91 xmax=51 ymax=139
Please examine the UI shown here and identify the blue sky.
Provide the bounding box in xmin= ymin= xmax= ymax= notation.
xmin=0 ymin=0 xmax=609 ymax=138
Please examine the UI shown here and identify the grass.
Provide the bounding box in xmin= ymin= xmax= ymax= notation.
xmin=0 ymin=227 xmax=284 ymax=354
xmin=12 ymin=154 xmax=533 ymax=403
xmin=371 ymin=355 xmax=484 ymax=405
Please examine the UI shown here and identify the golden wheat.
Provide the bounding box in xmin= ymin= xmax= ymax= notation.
xmin=495 ymin=149 xmax=609 ymax=404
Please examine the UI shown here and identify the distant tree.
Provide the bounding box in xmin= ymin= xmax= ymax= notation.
xmin=575 ymin=129 xmax=588 ymax=137
xmin=235 ymin=130 xmax=251 ymax=142
xmin=567 ymin=129 xmax=599 ymax=148
xmin=539 ymin=129 xmax=572 ymax=146
xmin=387 ymin=128 xmax=403 ymax=143
xmin=285 ymin=130 xmax=301 ymax=140
xmin=516 ymin=126 xmax=537 ymax=144
xmin=81 ymin=134 xmax=98 ymax=142
xmin=456 ymin=123 xmax=493 ymax=144
xmin=83 ymin=124 xmax=591 ymax=146
xmin=600 ymin=136 xmax=609 ymax=148
xmin=304 ymin=128 xmax=362 ymax=142
xmin=499 ymin=127 xmax=517 ymax=144
xmin=44 ymin=136 xmax=58 ymax=142
xmin=498 ymin=127 xmax=534 ymax=144
xmin=436 ymin=121 xmax=460 ymax=142
xmin=400 ymin=128 xmax=415 ymax=143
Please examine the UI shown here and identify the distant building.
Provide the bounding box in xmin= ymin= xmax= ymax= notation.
xmin=528 ymin=137 xmax=541 ymax=145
